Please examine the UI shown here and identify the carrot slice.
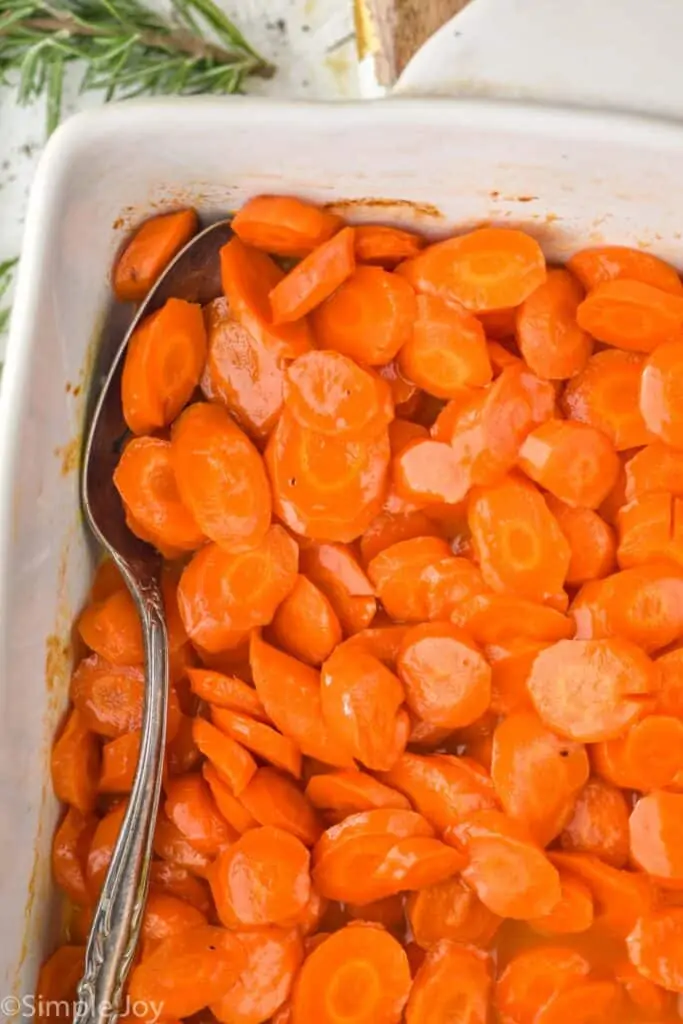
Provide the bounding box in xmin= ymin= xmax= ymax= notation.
xmin=398 ymin=227 xmax=546 ymax=311
xmin=299 ymin=542 xmax=376 ymax=635
xmin=407 ymin=875 xmax=501 ymax=949
xmin=640 ymin=340 xmax=683 ymax=447
xmin=284 ymin=349 xmax=393 ymax=438
xmin=568 ymin=245 xmax=683 ymax=295
xmin=576 ymin=279 xmax=683 ymax=351
xmin=360 ymin=509 xmax=442 ymax=565
xmin=211 ymin=926 xmax=304 ymax=1024
xmin=142 ymin=890 xmax=207 ymax=950
xmin=70 ymin=655 xmax=148 ymax=738
xmin=487 ymin=338 xmax=522 ymax=375
xmin=355 ymin=224 xmax=425 ymax=267
xmin=35 ymin=945 xmax=86 ymax=1022
xmin=559 ymin=777 xmax=630 ymax=868
xmin=239 ymin=767 xmax=322 ymax=846
xmin=250 ymin=632 xmax=355 ymax=768
xmin=212 ymin=825 xmax=311 ymax=928
xmin=204 ymin=296 xmax=285 ymax=439
xmin=545 ymin=496 xmax=616 ymax=585
xmin=52 ymin=807 xmax=96 ymax=905
xmin=393 ymin=438 xmax=471 ymax=505
xmin=113 ymin=208 xmax=198 ymax=301
xmin=202 ymin=762 xmax=258 ymax=835
xmin=527 ymin=637 xmax=656 ymax=741
xmin=86 ymin=803 xmax=127 ymax=898
xmin=266 ymin=410 xmax=390 ymax=543
xmin=121 ymin=298 xmax=206 ymax=435
xmin=305 ymin=770 xmax=410 ymax=817
xmin=656 ymin=645 xmax=683 ymax=717
xmin=89 ymin=557 xmax=125 ymax=603
xmin=211 ymin=706 xmax=303 ymax=779
xmin=398 ymin=294 xmax=492 ymax=396
xmin=220 ymin=237 xmax=312 ymax=358
xmin=148 ymin=860 xmax=212 ymax=915
xmin=594 ymin=714 xmax=683 ymax=791
xmin=232 ymin=195 xmax=342 ymax=257
xmin=487 ymin=640 xmax=547 ymax=715
xmin=615 ymin=958 xmax=674 ymax=1018
xmin=630 ymin=790 xmax=683 ymax=882
xmin=381 ymin=752 xmax=498 ymax=832
xmin=311 ymin=265 xmax=417 ymax=365
xmin=535 ymin=981 xmax=622 ymax=1023
xmin=517 ymin=268 xmax=593 ymax=379
xmin=171 ymin=402 xmax=272 ymax=553
xmin=192 ymin=717 xmax=257 ymax=795
xmin=366 ymin=536 xmax=451 ymax=621
xmin=562 ymin=349 xmax=655 ymax=450
xmin=187 ymin=668 xmax=267 ymax=720
xmin=377 ymin=358 xmax=419 ymax=409
xmin=51 ymin=709 xmax=100 ymax=813
xmin=518 ymin=420 xmax=620 ymax=509
xmin=626 ymin=442 xmax=683 ymax=501
xmin=495 ymin=946 xmax=591 ymax=1024
xmin=396 ymin=622 xmax=491 ymax=729
xmin=177 ymin=526 xmax=298 ymax=651
xmin=164 ymin=772 xmax=235 ymax=854
xmin=271 ymin=574 xmax=342 ymax=667
xmin=345 ymin=894 xmax=405 ymax=930
xmin=456 ymin=593 xmax=573 ymax=644
xmin=627 ymin=908 xmax=683 ymax=992
xmin=549 ymin=851 xmax=653 ymax=936
xmin=405 ymin=941 xmax=491 ymax=1024
xmin=291 ymin=923 xmax=411 ymax=1024
xmin=491 ymin=710 xmax=589 ymax=846
xmin=99 ymin=730 xmax=141 ymax=793
xmin=528 ymin=873 xmax=594 ymax=935
xmin=447 ymin=809 xmax=561 ymax=918
xmin=468 ymin=474 xmax=570 ymax=606
xmin=77 ymin=587 xmax=143 ymax=667
xmin=270 ymin=227 xmax=356 ymax=324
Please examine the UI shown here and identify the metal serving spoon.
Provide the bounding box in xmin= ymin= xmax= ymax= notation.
xmin=76 ymin=218 xmax=233 ymax=1024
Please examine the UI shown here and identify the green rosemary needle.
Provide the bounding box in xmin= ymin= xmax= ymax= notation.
xmin=0 ymin=258 xmax=18 ymax=336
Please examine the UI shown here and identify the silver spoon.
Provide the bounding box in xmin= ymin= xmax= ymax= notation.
xmin=76 ymin=218 xmax=233 ymax=1024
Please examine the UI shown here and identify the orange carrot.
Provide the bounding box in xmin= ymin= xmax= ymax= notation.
xmin=211 ymin=705 xmax=303 ymax=779
xmin=517 ymin=268 xmax=592 ymax=379
xmin=232 ymin=195 xmax=342 ymax=257
xmin=577 ymin=279 xmax=683 ymax=352
xmin=568 ymin=245 xmax=683 ymax=295
xmin=640 ymin=340 xmax=683 ymax=448
xmin=518 ymin=420 xmax=620 ymax=510
xmin=562 ymin=349 xmax=655 ymax=451
xmin=113 ymin=209 xmax=198 ymax=301
xmin=398 ymin=294 xmax=492 ymax=396
xmin=559 ymin=777 xmax=630 ymax=868
xmin=405 ymin=941 xmax=491 ymax=1023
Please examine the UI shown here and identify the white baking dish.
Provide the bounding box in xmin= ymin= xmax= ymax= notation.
xmin=4 ymin=0 xmax=683 ymax=1005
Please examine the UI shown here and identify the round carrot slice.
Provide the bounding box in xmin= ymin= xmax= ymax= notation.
xmin=239 ymin=767 xmax=322 ymax=846
xmin=559 ymin=777 xmax=630 ymax=868
xmin=518 ymin=420 xmax=620 ymax=509
xmin=86 ymin=803 xmax=127 ymax=898
xmin=549 ymin=851 xmax=653 ymax=937
xmin=527 ymin=638 xmax=655 ymax=742
xmin=310 ymin=265 xmax=417 ymax=365
xmin=299 ymin=541 xmax=376 ymax=635
xmin=405 ymin=941 xmax=491 ymax=1024
xmin=468 ymin=474 xmax=570 ymax=606
xmin=121 ymin=298 xmax=207 ymax=435
xmin=177 ymin=526 xmax=298 ymax=651
xmin=192 ymin=717 xmax=257 ymax=795
xmin=212 ymin=825 xmax=311 ymax=928
xmin=478 ymin=306 xmax=518 ymax=339
xmin=398 ymin=294 xmax=492 ymax=396
xmin=305 ymin=770 xmax=410 ymax=818
xmin=355 ymin=224 xmax=425 ymax=267
xmin=142 ymin=891 xmax=207 ymax=948
xmin=568 ymin=245 xmax=683 ymax=295
xmin=271 ymin=574 xmax=342 ymax=667
xmin=232 ymin=195 xmax=342 ymax=257
xmin=77 ymin=587 xmax=143 ymax=667
xmin=284 ymin=349 xmax=393 ymax=438
xmin=577 ymin=279 xmax=683 ymax=352
xmin=528 ymin=873 xmax=594 ymax=935
xmin=491 ymin=710 xmax=589 ymax=846
xmin=487 ymin=640 xmax=547 ymax=716
xmin=535 ymin=981 xmax=622 ymax=1024
xmin=35 ymin=946 xmax=86 ymax=1022
xmin=291 ymin=923 xmax=411 ymax=1024
xmin=615 ymin=958 xmax=674 ymax=1018
xmin=407 ymin=875 xmax=501 ymax=949
xmin=545 ymin=496 xmax=617 ymax=585
xmin=164 ymin=773 xmax=235 ymax=855
xmin=495 ymin=946 xmax=591 ymax=1024
xmin=211 ymin=706 xmax=302 ymax=779
xmin=630 ymin=791 xmax=683 ymax=882
xmin=396 ymin=622 xmax=491 ymax=729
xmin=517 ymin=268 xmax=592 ymax=380
xmin=398 ymin=227 xmax=546 ymax=311
xmin=70 ymin=655 xmax=144 ymax=739
xmin=456 ymin=593 xmax=573 ymax=645
xmin=367 ymin=536 xmax=452 ymax=621
xmin=360 ymin=509 xmax=443 ymax=566
xmin=52 ymin=807 xmax=96 ymax=905
xmin=187 ymin=668 xmax=268 ymax=720
xmin=562 ymin=349 xmax=655 ymax=451
xmin=211 ymin=926 xmax=304 ymax=1024
xmin=113 ymin=208 xmax=198 ymax=301
xmin=270 ymin=227 xmax=356 ymax=324
xmin=625 ymin=441 xmax=683 ymax=500
xmin=202 ymin=762 xmax=258 ymax=835
xmin=148 ymin=860 xmax=212 ymax=915
xmin=627 ymin=908 xmax=683 ymax=992
xmin=266 ymin=410 xmax=390 ymax=542
xmin=594 ymin=715 xmax=683 ymax=791
xmin=171 ymin=402 xmax=272 ymax=553
xmin=99 ymin=730 xmax=141 ymax=794
xmin=393 ymin=439 xmax=471 ymax=505
xmin=640 ymin=340 xmax=683 ymax=448
xmin=487 ymin=338 xmax=522 ymax=374
xmin=381 ymin=752 xmax=498 ymax=832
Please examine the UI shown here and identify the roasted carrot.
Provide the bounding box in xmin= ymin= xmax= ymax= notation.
xmin=232 ymin=195 xmax=343 ymax=257
xmin=640 ymin=340 xmax=683 ymax=448
xmin=164 ymin=772 xmax=235 ymax=855
xmin=518 ymin=420 xmax=620 ymax=509
xmin=407 ymin=874 xmax=501 ymax=949
xmin=381 ymin=752 xmax=498 ymax=833
xmin=51 ymin=709 xmax=100 ymax=813
xmin=562 ymin=349 xmax=655 ymax=450
xmin=239 ymin=767 xmax=322 ymax=846
xmin=192 ymin=717 xmax=256 ymax=795
xmin=113 ymin=208 xmax=198 ymax=301
xmin=568 ymin=245 xmax=683 ymax=295
xmin=211 ymin=705 xmax=303 ymax=779
xmin=630 ymin=790 xmax=683 ymax=882
xmin=51 ymin=807 xmax=96 ymax=906
xmin=559 ymin=777 xmax=630 ymax=868
xmin=398 ymin=294 xmax=492 ymax=396
xmin=495 ymin=946 xmax=591 ymax=1024
xmin=299 ymin=542 xmax=376 ymax=635
xmin=516 ymin=268 xmax=592 ymax=379
xmin=270 ymin=227 xmax=356 ymax=324
xmin=545 ymin=495 xmax=617 ymax=585
xmin=627 ymin=908 xmax=683 ymax=992
xmin=577 ymin=279 xmax=683 ymax=352
xmin=211 ymin=926 xmax=304 ymax=1024
xmin=405 ymin=941 xmax=491 ymax=1023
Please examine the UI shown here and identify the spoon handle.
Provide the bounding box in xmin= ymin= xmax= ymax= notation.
xmin=73 ymin=578 xmax=168 ymax=1024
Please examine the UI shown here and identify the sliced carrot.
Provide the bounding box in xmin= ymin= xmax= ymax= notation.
xmin=291 ymin=923 xmax=411 ymax=1024
xmin=615 ymin=958 xmax=673 ymax=1018
xmin=468 ymin=474 xmax=570 ymax=606
xmin=398 ymin=227 xmax=546 ymax=311
xmin=627 ymin=908 xmax=683 ymax=992
xmin=69 ymin=655 xmax=138 ymax=737
xmin=52 ymin=807 xmax=96 ymax=905
xmin=202 ymin=762 xmax=258 ymax=834
xmin=171 ymin=402 xmax=271 ymax=553
xmin=90 ymin=558 xmax=124 ymax=603
xmin=177 ymin=526 xmax=298 ymax=651
xmin=51 ymin=708 xmax=100 ymax=813
xmin=113 ymin=208 xmax=198 ymax=301
xmin=346 ymin=894 xmax=405 ymax=930
xmin=211 ymin=705 xmax=302 ymax=779
xmin=495 ymin=946 xmax=591 ymax=1024
xmin=212 ymin=825 xmax=311 ymax=928
xmin=340 ymin=625 xmax=411 ymax=669
xmin=220 ymin=237 xmax=312 ymax=358
xmin=164 ymin=772 xmax=235 ymax=854
xmin=121 ymin=298 xmax=206 ymax=435
xmin=549 ymin=851 xmax=653 ymax=936
xmin=299 ymin=542 xmax=377 ymax=635
xmin=576 ymin=279 xmax=683 ymax=351
xmin=387 ymin=419 xmax=431 ymax=458
xmin=129 ymin=926 xmax=247 ymax=1019
xmin=447 ymin=809 xmax=561 ymax=919
xmin=34 ymin=945 xmax=86 ymax=1023
xmin=396 ymin=622 xmax=491 ymax=729
xmin=153 ymin=812 xmax=213 ymax=876
xmin=359 ymin=509 xmax=441 ymax=566
xmin=165 ymin=712 xmax=201 ymax=777
xmin=271 ymin=574 xmax=342 ymax=667
xmin=355 ymin=224 xmax=425 ymax=267
xmin=545 ymin=496 xmax=616 ymax=585
xmin=77 ymin=587 xmax=143 ymax=666
xmin=535 ymin=980 xmax=623 ymax=1023
xmin=99 ymin=729 xmax=140 ymax=793
xmin=232 ymin=195 xmax=342 ymax=257
xmin=407 ymin=874 xmax=501 ymax=949
xmin=559 ymin=777 xmax=630 ymax=868
xmin=250 ymin=632 xmax=355 ymax=768
xmin=320 ymin=643 xmax=407 ymax=771
xmin=366 ymin=536 xmax=451 ymax=621
xmin=568 ymin=245 xmax=683 ymax=295
xmin=204 ymin=296 xmax=284 ymax=439
xmin=239 ymin=767 xmax=322 ymax=846
xmin=527 ymin=637 xmax=655 ymax=741
xmin=192 ymin=717 xmax=256 ymax=795
xmin=393 ymin=438 xmax=470 ymax=505
xmin=529 ymin=873 xmax=594 ymax=935
xmin=630 ymin=790 xmax=683 ymax=882
xmin=456 ymin=593 xmax=573 ymax=644
xmin=149 ymin=859 xmax=212 ymax=915
xmin=211 ymin=926 xmax=304 ymax=1024
xmin=142 ymin=890 xmax=207 ymax=949
xmin=398 ymin=294 xmax=492 ymax=396
xmin=405 ymin=940 xmax=491 ymax=1024
xmin=187 ymin=668 xmax=267 ymax=720
xmin=487 ymin=639 xmax=547 ymax=715
xmin=381 ymin=752 xmax=498 ymax=832
xmin=656 ymin=644 xmax=683 ymax=717
xmin=562 ymin=349 xmax=655 ymax=450
xmin=374 ymin=835 xmax=466 ymax=893
xmin=377 ymin=358 xmax=420 ymax=409
xmin=517 ymin=268 xmax=592 ymax=379
xmin=306 ymin=770 xmax=410 ymax=818
xmin=284 ymin=350 xmax=393 ymax=438
xmin=595 ymin=715 xmax=683 ymax=791
xmin=487 ymin=338 xmax=522 ymax=375
xmin=519 ymin=420 xmax=620 ymax=509
xmin=491 ymin=710 xmax=589 ymax=846
xmin=640 ymin=340 xmax=683 ymax=448
xmin=86 ymin=803 xmax=126 ymax=898
xmin=311 ymin=265 xmax=417 ymax=365
xmin=270 ymin=227 xmax=356 ymax=324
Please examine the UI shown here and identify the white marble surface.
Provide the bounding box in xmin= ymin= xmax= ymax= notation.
xmin=0 ymin=0 xmax=358 ymax=349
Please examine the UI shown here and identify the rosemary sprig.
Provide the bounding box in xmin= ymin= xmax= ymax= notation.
xmin=0 ymin=0 xmax=275 ymax=135
xmin=0 ymin=258 xmax=18 ymax=336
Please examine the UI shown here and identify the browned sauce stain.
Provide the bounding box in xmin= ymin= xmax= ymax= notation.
xmin=323 ymin=197 xmax=443 ymax=219
xmin=55 ymin=438 xmax=80 ymax=477
xmin=45 ymin=633 xmax=71 ymax=693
